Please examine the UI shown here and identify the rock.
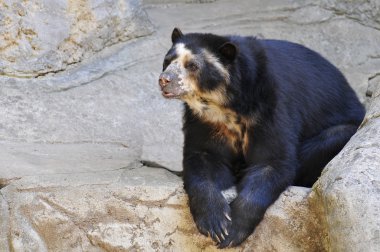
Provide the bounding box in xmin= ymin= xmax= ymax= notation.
xmin=0 ymin=141 xmax=141 ymax=188
xmin=0 ymin=34 xmax=183 ymax=172
xmin=144 ymin=0 xmax=217 ymax=4
xmin=0 ymin=167 xmax=325 ymax=251
xmin=0 ymin=0 xmax=153 ymax=77
xmin=366 ymin=74 xmax=380 ymax=105
xmin=320 ymin=0 xmax=380 ymax=30
xmin=312 ymin=82 xmax=380 ymax=251
xmin=0 ymin=191 xmax=9 ymax=251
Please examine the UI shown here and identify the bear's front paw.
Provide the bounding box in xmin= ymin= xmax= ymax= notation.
xmin=190 ymin=193 xmax=232 ymax=243
xmin=217 ymin=197 xmax=260 ymax=248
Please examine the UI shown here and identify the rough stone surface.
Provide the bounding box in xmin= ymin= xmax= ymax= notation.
xmin=0 ymin=0 xmax=153 ymax=77
xmin=0 ymin=167 xmax=325 ymax=252
xmin=0 ymin=35 xmax=183 ymax=173
xmin=144 ymin=0 xmax=217 ymax=4
xmin=0 ymin=141 xmax=140 ymax=187
xmin=312 ymin=81 xmax=380 ymax=252
xmin=320 ymin=0 xmax=380 ymax=30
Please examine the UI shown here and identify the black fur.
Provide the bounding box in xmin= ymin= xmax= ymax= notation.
xmin=162 ymin=31 xmax=365 ymax=248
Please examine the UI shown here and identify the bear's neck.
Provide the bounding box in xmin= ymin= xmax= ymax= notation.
xmin=185 ymin=97 xmax=252 ymax=153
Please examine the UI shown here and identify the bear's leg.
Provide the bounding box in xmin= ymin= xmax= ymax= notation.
xmin=218 ymin=163 xmax=293 ymax=248
xmin=295 ymin=124 xmax=359 ymax=187
xmin=183 ymin=152 xmax=236 ymax=243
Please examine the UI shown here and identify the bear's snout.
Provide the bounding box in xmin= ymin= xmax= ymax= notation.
xmin=159 ymin=72 xmax=171 ymax=88
xmin=159 ymin=71 xmax=186 ymax=99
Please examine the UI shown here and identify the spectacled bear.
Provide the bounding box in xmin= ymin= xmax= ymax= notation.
xmin=158 ymin=28 xmax=365 ymax=248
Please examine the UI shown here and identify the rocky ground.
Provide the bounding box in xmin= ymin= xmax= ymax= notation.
xmin=0 ymin=0 xmax=379 ymax=251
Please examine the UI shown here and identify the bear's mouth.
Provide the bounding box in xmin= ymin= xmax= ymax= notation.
xmin=162 ymin=91 xmax=180 ymax=99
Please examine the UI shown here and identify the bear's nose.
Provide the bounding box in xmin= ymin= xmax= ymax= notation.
xmin=159 ymin=73 xmax=171 ymax=88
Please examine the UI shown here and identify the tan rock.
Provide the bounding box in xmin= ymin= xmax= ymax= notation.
xmin=313 ymin=82 xmax=380 ymax=251
xmin=0 ymin=167 xmax=325 ymax=252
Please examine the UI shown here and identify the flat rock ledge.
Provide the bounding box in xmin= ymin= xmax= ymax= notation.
xmin=0 ymin=167 xmax=325 ymax=252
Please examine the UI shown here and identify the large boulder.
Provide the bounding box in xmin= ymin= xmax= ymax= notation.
xmin=312 ymin=81 xmax=380 ymax=251
xmin=0 ymin=0 xmax=153 ymax=77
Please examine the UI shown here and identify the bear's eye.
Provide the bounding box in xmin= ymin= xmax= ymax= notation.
xmin=185 ymin=61 xmax=198 ymax=71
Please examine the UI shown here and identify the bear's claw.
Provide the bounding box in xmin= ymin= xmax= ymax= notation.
xmin=192 ymin=193 xmax=232 ymax=244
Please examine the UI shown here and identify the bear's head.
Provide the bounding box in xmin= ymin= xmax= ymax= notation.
xmin=159 ymin=28 xmax=238 ymax=109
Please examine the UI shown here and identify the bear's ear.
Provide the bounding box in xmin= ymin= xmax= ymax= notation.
xmin=219 ymin=42 xmax=237 ymax=61
xmin=171 ymin=28 xmax=183 ymax=43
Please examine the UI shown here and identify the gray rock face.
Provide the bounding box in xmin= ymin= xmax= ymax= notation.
xmin=144 ymin=0 xmax=217 ymax=4
xmin=320 ymin=0 xmax=380 ymax=30
xmin=0 ymin=0 xmax=153 ymax=77
xmin=0 ymin=141 xmax=140 ymax=187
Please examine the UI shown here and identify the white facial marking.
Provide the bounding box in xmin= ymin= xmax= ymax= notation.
xmin=175 ymin=43 xmax=193 ymax=65
xmin=203 ymin=49 xmax=230 ymax=81
xmin=172 ymin=43 xmax=197 ymax=93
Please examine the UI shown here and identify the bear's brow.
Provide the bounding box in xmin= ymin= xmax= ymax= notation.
xmin=165 ymin=47 xmax=179 ymax=62
xmin=165 ymin=54 xmax=178 ymax=63
xmin=164 ymin=54 xmax=178 ymax=62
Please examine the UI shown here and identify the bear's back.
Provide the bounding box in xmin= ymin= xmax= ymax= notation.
xmin=233 ymin=37 xmax=364 ymax=137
